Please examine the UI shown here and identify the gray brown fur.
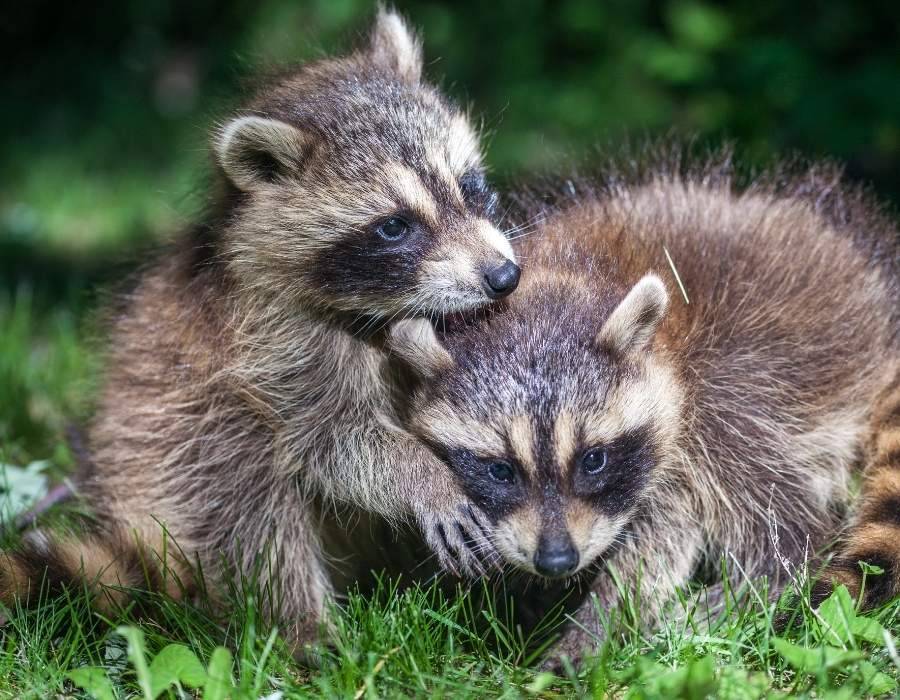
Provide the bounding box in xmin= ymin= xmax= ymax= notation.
xmin=0 ymin=9 xmax=514 ymax=652
xmin=391 ymin=151 xmax=900 ymax=662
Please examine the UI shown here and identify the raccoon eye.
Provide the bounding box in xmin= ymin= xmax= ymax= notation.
xmin=487 ymin=460 xmax=516 ymax=484
xmin=376 ymin=216 xmax=410 ymax=241
xmin=580 ymin=447 xmax=608 ymax=475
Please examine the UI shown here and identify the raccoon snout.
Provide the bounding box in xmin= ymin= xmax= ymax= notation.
xmin=533 ymin=534 xmax=579 ymax=578
xmin=482 ymin=260 xmax=521 ymax=299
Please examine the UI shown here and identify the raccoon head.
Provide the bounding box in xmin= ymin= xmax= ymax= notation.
xmin=213 ymin=9 xmax=517 ymax=319
xmin=391 ymin=274 xmax=684 ymax=578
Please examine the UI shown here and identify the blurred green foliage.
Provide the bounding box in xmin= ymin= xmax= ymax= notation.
xmin=2 ymin=0 xmax=898 ymax=262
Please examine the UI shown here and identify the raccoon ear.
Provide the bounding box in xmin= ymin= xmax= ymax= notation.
xmin=215 ymin=116 xmax=311 ymax=191
xmin=369 ymin=8 xmax=423 ymax=84
xmin=389 ymin=318 xmax=454 ymax=379
xmin=596 ymin=275 xmax=669 ymax=357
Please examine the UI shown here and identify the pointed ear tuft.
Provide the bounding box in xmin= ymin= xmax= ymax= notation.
xmin=215 ymin=116 xmax=311 ymax=191
xmin=389 ymin=318 xmax=454 ymax=379
xmin=596 ymin=275 xmax=669 ymax=357
xmin=369 ymin=7 xmax=423 ymax=84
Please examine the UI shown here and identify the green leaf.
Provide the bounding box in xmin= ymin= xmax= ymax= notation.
xmin=0 ymin=460 xmax=48 ymax=520
xmin=859 ymin=562 xmax=885 ymax=577
xmin=116 ymin=625 xmax=154 ymax=700
xmin=148 ymin=643 xmax=207 ymax=697
xmin=772 ymin=637 xmax=863 ymax=674
xmin=849 ymin=615 xmax=889 ymax=645
xmin=816 ymin=585 xmax=857 ymax=646
xmin=204 ymin=646 xmax=234 ymax=700
xmin=815 ymin=584 xmax=889 ymax=646
xmin=856 ymin=660 xmax=897 ymax=696
xmin=66 ymin=667 xmax=116 ymax=700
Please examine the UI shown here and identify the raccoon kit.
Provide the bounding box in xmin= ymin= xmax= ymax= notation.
xmin=392 ymin=158 xmax=900 ymax=661
xmin=0 ymin=10 xmax=518 ymax=650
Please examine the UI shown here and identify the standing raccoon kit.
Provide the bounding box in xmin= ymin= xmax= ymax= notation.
xmin=2 ymin=11 xmax=899 ymax=666
xmin=1 ymin=10 xmax=518 ymax=651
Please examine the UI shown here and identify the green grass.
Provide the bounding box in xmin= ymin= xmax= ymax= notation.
xmin=0 ymin=287 xmax=899 ymax=698
xmin=0 ymin=290 xmax=97 ymax=468
xmin=0 ymin=556 xmax=897 ymax=698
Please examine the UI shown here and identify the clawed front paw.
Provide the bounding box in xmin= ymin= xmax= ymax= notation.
xmin=419 ymin=502 xmax=498 ymax=578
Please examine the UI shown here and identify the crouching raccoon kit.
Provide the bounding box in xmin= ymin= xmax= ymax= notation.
xmin=2 ymin=10 xmax=898 ymax=666
xmin=392 ymin=161 xmax=899 ymax=658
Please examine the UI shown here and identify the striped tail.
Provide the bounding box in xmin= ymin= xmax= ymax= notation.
xmin=817 ymin=381 xmax=900 ymax=608
xmin=1 ymin=523 xmax=192 ymax=616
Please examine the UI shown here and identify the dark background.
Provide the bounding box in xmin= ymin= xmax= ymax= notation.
xmin=3 ymin=1 xmax=899 ymax=257
xmin=1 ymin=0 xmax=899 ymax=461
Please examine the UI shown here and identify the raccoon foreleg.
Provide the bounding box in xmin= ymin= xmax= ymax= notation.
xmin=309 ymin=420 xmax=497 ymax=577
xmin=218 ymin=483 xmax=336 ymax=661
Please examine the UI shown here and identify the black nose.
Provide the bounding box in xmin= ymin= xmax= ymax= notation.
xmin=533 ymin=542 xmax=579 ymax=578
xmin=482 ymin=260 xmax=521 ymax=299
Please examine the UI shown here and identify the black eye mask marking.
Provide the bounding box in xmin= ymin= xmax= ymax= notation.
xmin=572 ymin=427 xmax=656 ymax=516
xmin=309 ymin=213 xmax=435 ymax=306
xmin=433 ymin=446 xmax=527 ymax=521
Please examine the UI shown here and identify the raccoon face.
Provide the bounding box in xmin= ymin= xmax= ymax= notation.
xmin=214 ymin=10 xmax=517 ymax=319
xmin=391 ymin=274 xmax=683 ymax=578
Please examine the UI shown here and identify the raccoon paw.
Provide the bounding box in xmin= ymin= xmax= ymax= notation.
xmin=418 ymin=503 xmax=497 ymax=578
